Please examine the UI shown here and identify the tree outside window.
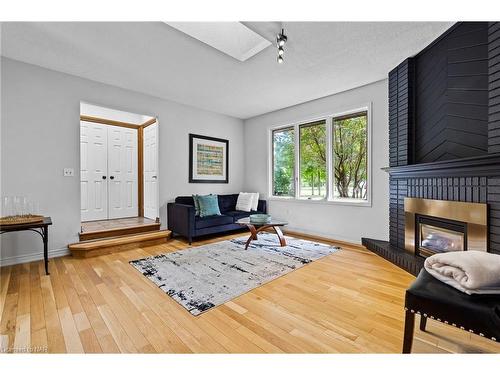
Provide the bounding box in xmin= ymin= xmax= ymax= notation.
xmin=272 ymin=127 xmax=295 ymax=197
xmin=299 ymin=120 xmax=327 ymax=199
xmin=332 ymin=112 xmax=368 ymax=201
xmin=270 ymin=109 xmax=369 ymax=204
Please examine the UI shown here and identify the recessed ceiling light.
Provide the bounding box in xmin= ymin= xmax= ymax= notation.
xmin=165 ymin=22 xmax=272 ymax=62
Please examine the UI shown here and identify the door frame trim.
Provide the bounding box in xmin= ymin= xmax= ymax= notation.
xmin=137 ymin=119 xmax=157 ymax=217
xmin=141 ymin=118 xmax=157 ymax=127
xmin=80 ymin=115 xmax=158 ymax=220
xmin=80 ymin=115 xmax=142 ymax=129
xmin=138 ymin=125 xmax=144 ymax=217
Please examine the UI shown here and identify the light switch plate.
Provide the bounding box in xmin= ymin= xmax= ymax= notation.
xmin=63 ymin=168 xmax=74 ymax=177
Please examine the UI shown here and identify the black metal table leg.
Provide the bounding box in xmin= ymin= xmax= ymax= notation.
xmin=43 ymin=225 xmax=49 ymax=275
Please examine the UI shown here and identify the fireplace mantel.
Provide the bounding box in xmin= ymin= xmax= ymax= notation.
xmin=382 ymin=153 xmax=500 ymax=179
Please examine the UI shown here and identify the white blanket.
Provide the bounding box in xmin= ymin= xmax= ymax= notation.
xmin=424 ymin=251 xmax=500 ymax=295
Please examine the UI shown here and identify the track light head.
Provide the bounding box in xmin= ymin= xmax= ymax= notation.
xmin=276 ymin=28 xmax=287 ymax=64
xmin=276 ymin=29 xmax=287 ymax=47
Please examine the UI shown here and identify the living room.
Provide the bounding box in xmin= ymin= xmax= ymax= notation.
xmin=1 ymin=0 xmax=499 ymax=373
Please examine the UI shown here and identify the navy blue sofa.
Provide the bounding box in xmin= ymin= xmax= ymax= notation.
xmin=167 ymin=194 xmax=267 ymax=244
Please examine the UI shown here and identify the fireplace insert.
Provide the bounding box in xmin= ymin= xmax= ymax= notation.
xmin=404 ymin=198 xmax=487 ymax=256
xmin=415 ymin=215 xmax=466 ymax=258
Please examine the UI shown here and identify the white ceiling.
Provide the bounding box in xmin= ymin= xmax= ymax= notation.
xmin=1 ymin=22 xmax=453 ymax=119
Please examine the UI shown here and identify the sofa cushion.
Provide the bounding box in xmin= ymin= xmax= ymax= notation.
xmin=175 ymin=196 xmax=195 ymax=206
xmin=198 ymin=194 xmax=221 ymax=217
xmin=195 ymin=214 xmax=233 ymax=229
xmin=250 ymin=192 xmax=259 ymax=211
xmin=225 ymin=210 xmax=264 ymax=221
xmin=192 ymin=194 xmax=201 ymax=216
xmin=176 ymin=194 xmax=238 ymax=213
xmin=236 ymin=192 xmax=254 ymax=212
xmin=217 ymin=194 xmax=238 ymax=213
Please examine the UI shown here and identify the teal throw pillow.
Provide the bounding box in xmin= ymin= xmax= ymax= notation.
xmin=198 ymin=194 xmax=221 ymax=217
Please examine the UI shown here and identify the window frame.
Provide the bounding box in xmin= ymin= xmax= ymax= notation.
xmin=268 ymin=104 xmax=372 ymax=207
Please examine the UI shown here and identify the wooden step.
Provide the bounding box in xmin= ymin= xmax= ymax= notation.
xmin=79 ymin=221 xmax=161 ymax=241
xmin=69 ymin=230 xmax=171 ymax=258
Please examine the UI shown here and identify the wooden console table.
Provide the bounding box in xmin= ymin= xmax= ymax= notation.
xmin=0 ymin=217 xmax=52 ymax=275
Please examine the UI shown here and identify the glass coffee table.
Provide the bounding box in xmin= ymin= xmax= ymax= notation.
xmin=236 ymin=217 xmax=288 ymax=250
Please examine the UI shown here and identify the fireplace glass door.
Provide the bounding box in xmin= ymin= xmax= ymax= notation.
xmin=416 ymin=215 xmax=466 ymax=258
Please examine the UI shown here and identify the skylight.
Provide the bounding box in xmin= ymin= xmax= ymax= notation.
xmin=165 ymin=22 xmax=271 ymax=62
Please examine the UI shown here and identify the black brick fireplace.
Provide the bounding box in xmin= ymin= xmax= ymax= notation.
xmin=362 ymin=22 xmax=500 ymax=275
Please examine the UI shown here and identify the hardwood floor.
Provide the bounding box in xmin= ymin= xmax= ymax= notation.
xmin=1 ymin=232 xmax=499 ymax=353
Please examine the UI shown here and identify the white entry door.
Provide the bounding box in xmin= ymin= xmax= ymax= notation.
xmin=80 ymin=121 xmax=108 ymax=221
xmin=107 ymin=126 xmax=138 ymax=219
xmin=143 ymin=121 xmax=159 ymax=219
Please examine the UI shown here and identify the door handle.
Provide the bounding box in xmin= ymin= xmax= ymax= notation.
xmin=152 ymin=175 xmax=157 ymax=179
xmin=110 ymin=176 xmax=115 ymax=180
xmin=102 ymin=176 xmax=107 ymax=180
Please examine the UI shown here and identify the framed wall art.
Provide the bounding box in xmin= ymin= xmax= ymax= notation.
xmin=189 ymin=134 xmax=229 ymax=183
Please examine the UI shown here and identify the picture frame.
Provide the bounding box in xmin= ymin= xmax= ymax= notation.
xmin=189 ymin=133 xmax=229 ymax=183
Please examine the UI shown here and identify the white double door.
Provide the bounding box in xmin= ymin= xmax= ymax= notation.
xmin=80 ymin=121 xmax=138 ymax=221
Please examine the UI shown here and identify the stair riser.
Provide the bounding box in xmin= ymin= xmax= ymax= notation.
xmin=71 ymin=237 xmax=168 ymax=258
xmin=79 ymin=224 xmax=161 ymax=241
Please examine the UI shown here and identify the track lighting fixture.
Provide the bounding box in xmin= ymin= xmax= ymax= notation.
xmin=276 ymin=28 xmax=287 ymax=64
xmin=277 ymin=29 xmax=287 ymax=47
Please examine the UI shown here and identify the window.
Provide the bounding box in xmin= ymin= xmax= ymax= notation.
xmin=270 ymin=108 xmax=370 ymax=205
xmin=272 ymin=127 xmax=295 ymax=197
xmin=332 ymin=112 xmax=368 ymax=202
xmin=299 ymin=120 xmax=327 ymax=199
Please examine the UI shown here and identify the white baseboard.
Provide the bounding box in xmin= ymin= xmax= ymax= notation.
xmin=283 ymin=225 xmax=362 ymax=245
xmin=0 ymin=247 xmax=70 ymax=267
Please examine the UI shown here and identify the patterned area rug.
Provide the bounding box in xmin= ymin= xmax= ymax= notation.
xmin=129 ymin=232 xmax=340 ymax=316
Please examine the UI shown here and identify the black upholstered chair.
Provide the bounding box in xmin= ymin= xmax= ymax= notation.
xmin=403 ymin=269 xmax=500 ymax=353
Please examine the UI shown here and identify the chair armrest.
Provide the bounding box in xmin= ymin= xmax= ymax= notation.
xmin=257 ymin=199 xmax=267 ymax=213
xmin=167 ymin=202 xmax=195 ymax=237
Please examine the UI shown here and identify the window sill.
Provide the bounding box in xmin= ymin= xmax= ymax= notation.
xmin=268 ymin=196 xmax=372 ymax=207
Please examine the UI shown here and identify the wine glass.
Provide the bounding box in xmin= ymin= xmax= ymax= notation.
xmin=13 ymin=196 xmax=28 ymax=216
xmin=27 ymin=201 xmax=40 ymax=216
xmin=1 ymin=196 xmax=13 ymax=217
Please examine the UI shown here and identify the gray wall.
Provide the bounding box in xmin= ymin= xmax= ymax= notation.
xmin=243 ymin=79 xmax=389 ymax=244
xmin=0 ymin=58 xmax=245 ymax=265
